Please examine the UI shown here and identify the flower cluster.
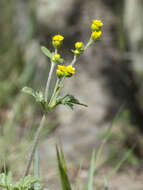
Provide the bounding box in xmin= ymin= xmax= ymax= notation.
xmin=91 ymin=19 xmax=103 ymax=41
xmin=52 ymin=53 xmax=61 ymax=63
xmin=73 ymin=42 xmax=84 ymax=55
xmin=50 ymin=20 xmax=103 ymax=78
xmin=56 ymin=65 xmax=75 ymax=78
xmin=52 ymin=35 xmax=64 ymax=49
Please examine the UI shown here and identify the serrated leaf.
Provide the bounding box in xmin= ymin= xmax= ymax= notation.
xmin=22 ymin=86 xmax=36 ymax=98
xmin=0 ymin=173 xmax=6 ymax=188
xmin=65 ymin=102 xmax=73 ymax=110
xmin=56 ymin=94 xmax=88 ymax=110
xmin=41 ymin=46 xmax=52 ymax=58
xmin=35 ymin=91 xmax=44 ymax=102
xmin=22 ymin=87 xmax=47 ymax=111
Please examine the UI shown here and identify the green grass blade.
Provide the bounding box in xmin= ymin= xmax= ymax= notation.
xmin=56 ymin=146 xmax=72 ymax=190
xmin=107 ymin=148 xmax=133 ymax=180
xmin=60 ymin=147 xmax=68 ymax=172
xmin=88 ymin=150 xmax=95 ymax=190
xmin=94 ymin=106 xmax=123 ymax=172
xmin=103 ymin=106 xmax=123 ymax=142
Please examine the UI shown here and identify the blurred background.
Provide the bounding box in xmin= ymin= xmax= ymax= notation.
xmin=0 ymin=0 xmax=143 ymax=189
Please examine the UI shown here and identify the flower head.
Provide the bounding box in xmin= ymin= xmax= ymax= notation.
xmin=91 ymin=31 xmax=102 ymax=40
xmin=91 ymin=19 xmax=103 ymax=31
xmin=73 ymin=49 xmax=80 ymax=55
xmin=56 ymin=65 xmax=75 ymax=78
xmin=52 ymin=35 xmax=64 ymax=41
xmin=52 ymin=34 xmax=64 ymax=49
xmin=73 ymin=42 xmax=84 ymax=56
xmin=75 ymin=42 xmax=84 ymax=51
xmin=52 ymin=53 xmax=61 ymax=63
xmin=66 ymin=65 xmax=75 ymax=76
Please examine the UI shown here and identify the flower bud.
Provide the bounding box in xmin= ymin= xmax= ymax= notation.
xmin=66 ymin=65 xmax=75 ymax=77
xmin=73 ymin=49 xmax=80 ymax=55
xmin=52 ymin=54 xmax=61 ymax=63
xmin=91 ymin=31 xmax=102 ymax=40
xmin=56 ymin=65 xmax=75 ymax=78
xmin=75 ymin=42 xmax=84 ymax=51
xmin=52 ymin=34 xmax=64 ymax=49
xmin=56 ymin=69 xmax=64 ymax=78
xmin=91 ymin=20 xmax=103 ymax=31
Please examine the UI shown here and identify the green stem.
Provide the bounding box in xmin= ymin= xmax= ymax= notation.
xmin=84 ymin=38 xmax=93 ymax=50
xmin=48 ymin=77 xmax=65 ymax=109
xmin=24 ymin=114 xmax=47 ymax=177
xmin=24 ymin=49 xmax=58 ymax=177
xmin=47 ymin=38 xmax=93 ymax=109
xmin=48 ymin=78 xmax=60 ymax=105
xmin=34 ymin=150 xmax=39 ymax=189
xmin=44 ymin=62 xmax=55 ymax=102
xmin=44 ymin=49 xmax=57 ymax=102
xmin=71 ymin=55 xmax=77 ymax=66
xmin=71 ymin=39 xmax=93 ymax=67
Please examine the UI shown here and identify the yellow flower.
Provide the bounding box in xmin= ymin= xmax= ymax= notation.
xmin=58 ymin=65 xmax=66 ymax=72
xmin=91 ymin=31 xmax=102 ymax=40
xmin=56 ymin=65 xmax=75 ymax=78
xmin=73 ymin=42 xmax=84 ymax=56
xmin=56 ymin=65 xmax=66 ymax=77
xmin=56 ymin=69 xmax=64 ymax=77
xmin=52 ymin=35 xmax=64 ymax=41
xmin=75 ymin=42 xmax=84 ymax=51
xmin=52 ymin=53 xmax=61 ymax=63
xmin=91 ymin=19 xmax=103 ymax=31
xmin=73 ymin=49 xmax=80 ymax=55
xmin=66 ymin=65 xmax=75 ymax=75
xmin=93 ymin=20 xmax=103 ymax=27
xmin=52 ymin=34 xmax=64 ymax=49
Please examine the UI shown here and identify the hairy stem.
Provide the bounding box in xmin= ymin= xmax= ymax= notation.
xmin=71 ymin=55 xmax=77 ymax=66
xmin=44 ymin=63 xmax=55 ymax=102
xmin=24 ymin=114 xmax=47 ymax=177
xmin=84 ymin=38 xmax=93 ymax=50
xmin=24 ymin=49 xmax=58 ymax=176
xmin=45 ymin=49 xmax=57 ymax=102
xmin=48 ymin=78 xmax=60 ymax=106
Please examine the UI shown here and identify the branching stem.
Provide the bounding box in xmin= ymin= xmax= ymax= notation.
xmin=24 ymin=50 xmax=58 ymax=176
xmin=44 ymin=62 xmax=55 ymax=102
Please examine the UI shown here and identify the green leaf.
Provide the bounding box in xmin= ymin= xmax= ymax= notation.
xmin=56 ymin=146 xmax=72 ymax=190
xmin=22 ymin=86 xmax=36 ymax=98
xmin=0 ymin=172 xmax=40 ymax=190
xmin=56 ymin=94 xmax=88 ymax=110
xmin=0 ymin=173 xmax=7 ymax=188
xmin=41 ymin=46 xmax=52 ymax=58
xmin=22 ymin=87 xmax=47 ymax=112
xmin=16 ymin=175 xmax=38 ymax=190
xmin=6 ymin=172 xmax=13 ymax=186
xmin=35 ymin=91 xmax=44 ymax=102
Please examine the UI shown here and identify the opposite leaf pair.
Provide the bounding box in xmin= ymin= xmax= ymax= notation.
xmin=22 ymin=87 xmax=87 ymax=113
